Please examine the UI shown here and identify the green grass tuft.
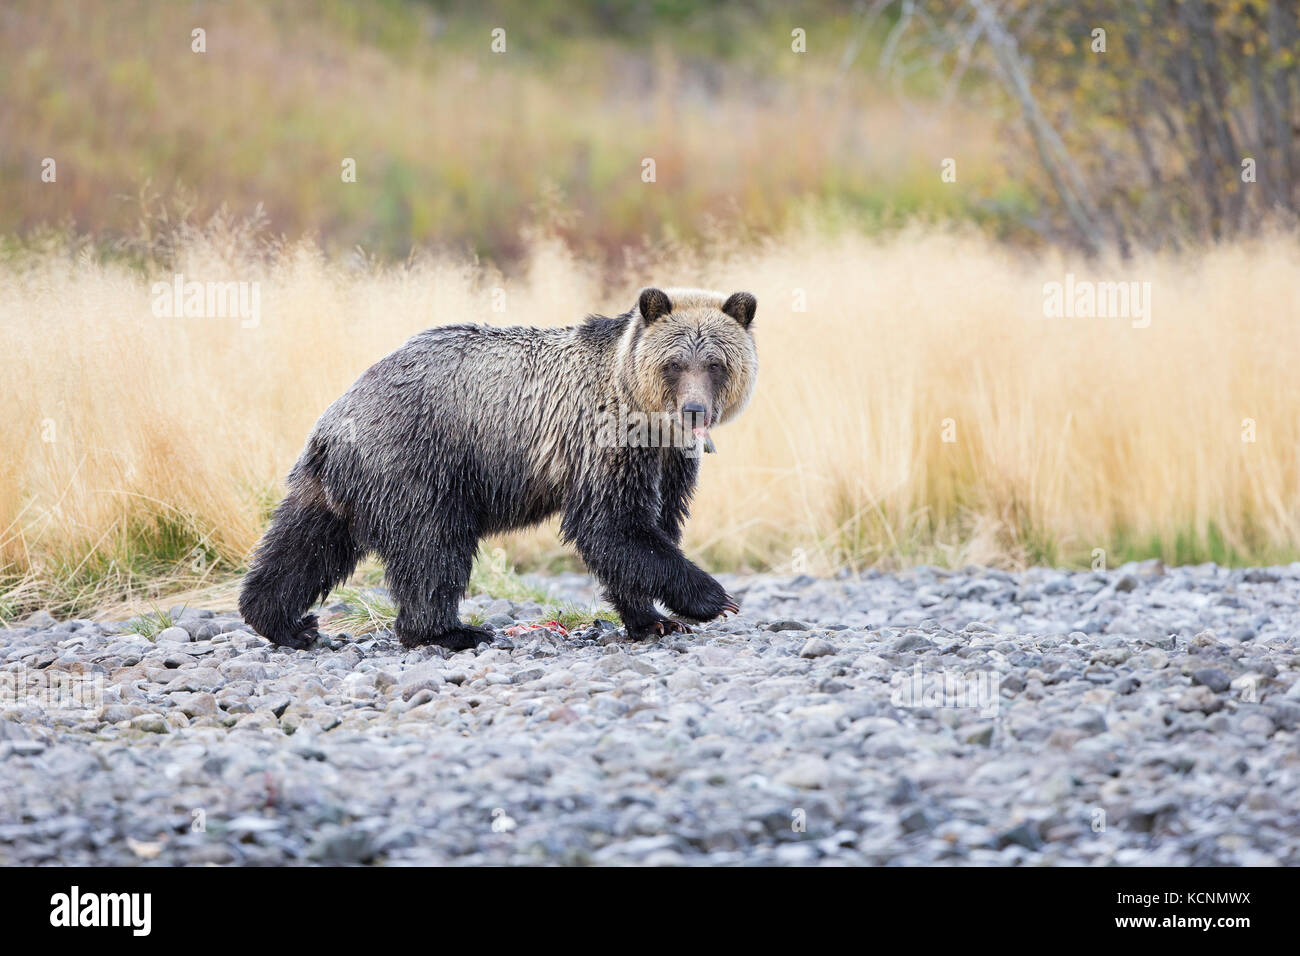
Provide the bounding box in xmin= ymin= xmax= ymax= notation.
xmin=330 ymin=586 xmax=398 ymax=635
xmin=130 ymin=604 xmax=181 ymax=641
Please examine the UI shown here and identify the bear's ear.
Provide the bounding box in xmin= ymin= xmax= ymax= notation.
xmin=721 ymin=291 xmax=757 ymax=329
xmin=638 ymin=287 xmax=674 ymax=324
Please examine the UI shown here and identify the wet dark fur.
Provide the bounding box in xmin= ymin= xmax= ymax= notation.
xmin=238 ymin=288 xmax=757 ymax=651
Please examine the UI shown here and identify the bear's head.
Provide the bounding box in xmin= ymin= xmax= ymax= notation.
xmin=616 ymin=286 xmax=758 ymax=445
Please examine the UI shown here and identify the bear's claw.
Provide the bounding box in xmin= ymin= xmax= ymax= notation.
xmin=268 ymin=614 xmax=320 ymax=650
xmin=626 ymin=616 xmax=693 ymax=641
xmin=671 ymin=593 xmax=742 ymax=625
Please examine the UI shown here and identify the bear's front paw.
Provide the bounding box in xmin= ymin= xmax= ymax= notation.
xmin=625 ymin=615 xmax=694 ymax=641
xmin=665 ymin=573 xmax=740 ymax=623
xmin=267 ymin=614 xmax=321 ymax=650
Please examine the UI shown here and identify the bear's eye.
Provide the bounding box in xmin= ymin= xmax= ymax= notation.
xmin=665 ymin=361 xmax=683 ymax=375
xmin=708 ymin=361 xmax=724 ymax=374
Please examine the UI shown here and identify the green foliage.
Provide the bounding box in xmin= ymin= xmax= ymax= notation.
xmin=0 ymin=0 xmax=1004 ymax=265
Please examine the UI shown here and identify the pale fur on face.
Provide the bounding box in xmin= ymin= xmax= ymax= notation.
xmin=616 ymin=288 xmax=758 ymax=428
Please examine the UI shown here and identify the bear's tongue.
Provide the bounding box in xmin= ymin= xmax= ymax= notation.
xmin=692 ymin=426 xmax=709 ymax=441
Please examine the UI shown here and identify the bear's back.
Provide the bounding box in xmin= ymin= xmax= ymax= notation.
xmin=305 ymin=319 xmax=627 ymax=531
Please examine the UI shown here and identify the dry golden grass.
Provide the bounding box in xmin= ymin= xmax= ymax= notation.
xmin=3 ymin=223 xmax=1299 ymax=617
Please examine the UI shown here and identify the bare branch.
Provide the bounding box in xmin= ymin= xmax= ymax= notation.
xmin=966 ymin=0 xmax=1107 ymax=255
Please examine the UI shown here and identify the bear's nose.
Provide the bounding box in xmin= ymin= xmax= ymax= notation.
xmin=681 ymin=403 xmax=710 ymax=428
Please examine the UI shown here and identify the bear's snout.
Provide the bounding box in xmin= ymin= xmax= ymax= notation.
xmin=681 ymin=402 xmax=710 ymax=431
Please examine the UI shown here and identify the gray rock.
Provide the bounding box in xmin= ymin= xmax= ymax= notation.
xmin=1192 ymin=668 xmax=1231 ymax=693
xmin=307 ymin=825 xmax=377 ymax=864
xmin=21 ymin=610 xmax=57 ymax=629
xmin=899 ymin=808 xmax=933 ymax=834
xmin=997 ymin=822 xmax=1041 ymax=850
xmin=960 ymin=723 xmax=994 ymax=746
xmin=893 ymin=633 xmax=936 ymax=653
xmin=1177 ymin=686 xmax=1224 ymax=714
xmin=798 ymin=638 xmax=836 ymax=659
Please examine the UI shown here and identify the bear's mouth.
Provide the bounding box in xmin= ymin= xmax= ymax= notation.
xmin=680 ymin=405 xmax=711 ymax=443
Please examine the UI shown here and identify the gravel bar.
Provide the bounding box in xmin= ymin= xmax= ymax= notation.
xmin=2 ymin=560 xmax=1298 ymax=865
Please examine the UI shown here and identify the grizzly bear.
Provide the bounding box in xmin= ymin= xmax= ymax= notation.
xmin=238 ymin=287 xmax=758 ymax=651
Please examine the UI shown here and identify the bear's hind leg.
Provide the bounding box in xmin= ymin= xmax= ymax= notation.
xmin=383 ymin=530 xmax=491 ymax=652
xmin=239 ymin=491 xmax=361 ymax=649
